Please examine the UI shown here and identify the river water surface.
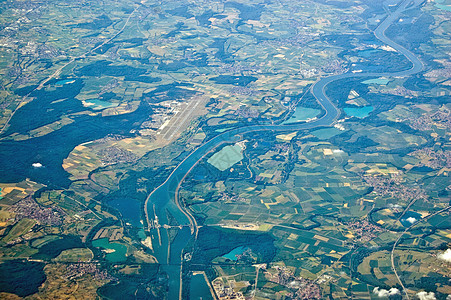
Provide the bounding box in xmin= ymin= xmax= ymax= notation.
xmin=144 ymin=0 xmax=424 ymax=298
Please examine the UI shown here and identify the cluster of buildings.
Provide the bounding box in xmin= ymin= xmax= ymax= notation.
xmin=380 ymin=85 xmax=416 ymax=98
xmin=268 ymin=266 xmax=322 ymax=299
xmin=293 ymin=278 xmax=322 ymax=300
xmin=264 ymin=32 xmax=315 ymax=48
xmin=425 ymin=66 xmax=451 ymax=79
xmin=95 ymin=134 xmax=126 ymax=144
xmin=230 ymin=86 xmax=259 ymax=97
xmin=411 ymin=148 xmax=451 ymax=169
xmin=140 ymin=103 xmax=175 ymax=131
xmin=274 ymin=142 xmax=290 ymax=153
xmin=64 ymin=263 xmax=114 ymax=281
xmin=18 ymin=41 xmax=62 ymax=59
xmin=219 ymin=192 xmax=249 ymax=204
xmin=11 ymin=197 xmax=64 ymax=226
xmin=234 ymin=106 xmax=260 ymax=118
xmin=267 ymin=266 xmax=294 ymax=286
xmin=321 ymin=59 xmax=348 ymax=75
xmin=98 ymin=146 xmax=138 ymax=166
xmin=300 ymin=68 xmax=320 ymax=79
xmin=294 ymin=59 xmax=347 ymax=78
xmin=148 ymin=36 xmax=176 ymax=46
xmin=347 ymin=218 xmax=385 ymax=243
xmin=212 ymin=278 xmax=245 ymax=300
xmin=407 ymin=106 xmax=450 ymax=131
xmin=363 ymin=174 xmax=428 ymax=203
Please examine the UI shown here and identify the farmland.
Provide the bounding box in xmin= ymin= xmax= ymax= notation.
xmin=0 ymin=0 xmax=449 ymax=299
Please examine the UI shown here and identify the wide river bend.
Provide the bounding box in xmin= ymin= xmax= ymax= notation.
xmin=144 ymin=0 xmax=424 ymax=298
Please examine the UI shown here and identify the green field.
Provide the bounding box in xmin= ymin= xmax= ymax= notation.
xmin=2 ymin=219 xmax=36 ymax=244
xmin=55 ymin=248 xmax=93 ymax=262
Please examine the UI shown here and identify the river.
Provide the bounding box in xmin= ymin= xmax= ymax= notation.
xmin=144 ymin=0 xmax=424 ymax=298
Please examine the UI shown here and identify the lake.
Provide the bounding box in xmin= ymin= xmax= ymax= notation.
xmin=362 ymin=78 xmax=390 ymax=85
xmin=223 ymin=246 xmax=248 ymax=261
xmin=344 ymin=106 xmax=374 ymax=118
xmin=207 ymin=144 xmax=244 ymax=171
xmin=92 ymin=238 xmax=127 ymax=262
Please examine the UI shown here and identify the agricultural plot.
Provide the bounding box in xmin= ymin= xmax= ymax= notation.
xmin=184 ymin=108 xmax=449 ymax=297
xmin=346 ymin=124 xmax=427 ymax=150
xmin=0 ymin=0 xmax=450 ymax=299
xmin=55 ymin=248 xmax=93 ymax=262
xmin=1 ymin=219 xmax=36 ymax=244
xmin=63 ymin=135 xmax=162 ymax=180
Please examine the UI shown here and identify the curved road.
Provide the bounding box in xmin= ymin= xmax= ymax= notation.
xmin=144 ymin=0 xmax=424 ymax=298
